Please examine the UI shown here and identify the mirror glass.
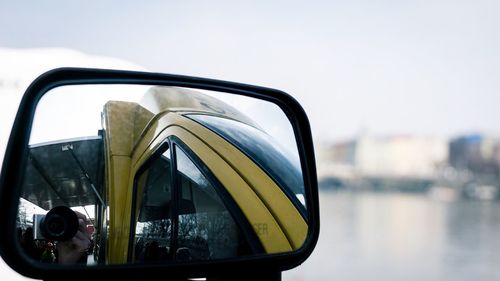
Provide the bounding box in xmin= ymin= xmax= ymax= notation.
xmin=15 ymin=84 xmax=308 ymax=266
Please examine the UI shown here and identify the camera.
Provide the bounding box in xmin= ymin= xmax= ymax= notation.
xmin=33 ymin=206 xmax=79 ymax=241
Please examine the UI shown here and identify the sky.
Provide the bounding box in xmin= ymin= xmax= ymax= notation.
xmin=1 ymin=0 xmax=500 ymax=143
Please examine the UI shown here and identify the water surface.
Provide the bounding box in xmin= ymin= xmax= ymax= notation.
xmin=285 ymin=191 xmax=500 ymax=281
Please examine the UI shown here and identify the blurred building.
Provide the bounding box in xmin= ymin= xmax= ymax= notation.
xmin=318 ymin=136 xmax=448 ymax=179
xmin=316 ymin=141 xmax=357 ymax=180
xmin=449 ymin=135 xmax=500 ymax=176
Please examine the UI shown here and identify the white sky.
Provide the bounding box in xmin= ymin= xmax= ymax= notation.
xmin=1 ymin=1 xmax=499 ymax=144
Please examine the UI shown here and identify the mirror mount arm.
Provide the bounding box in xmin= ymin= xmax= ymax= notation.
xmin=206 ymin=271 xmax=281 ymax=281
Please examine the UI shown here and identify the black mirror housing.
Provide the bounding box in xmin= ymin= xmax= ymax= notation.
xmin=0 ymin=68 xmax=319 ymax=280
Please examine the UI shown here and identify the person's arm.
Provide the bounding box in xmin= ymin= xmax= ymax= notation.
xmin=57 ymin=211 xmax=92 ymax=264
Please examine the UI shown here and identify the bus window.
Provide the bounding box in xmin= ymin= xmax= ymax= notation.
xmin=132 ymin=142 xmax=254 ymax=264
xmin=174 ymin=145 xmax=251 ymax=261
xmin=134 ymin=148 xmax=173 ymax=263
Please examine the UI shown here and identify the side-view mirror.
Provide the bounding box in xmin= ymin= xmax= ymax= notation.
xmin=0 ymin=68 xmax=319 ymax=280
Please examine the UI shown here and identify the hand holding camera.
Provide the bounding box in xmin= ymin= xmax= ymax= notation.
xmin=33 ymin=206 xmax=93 ymax=264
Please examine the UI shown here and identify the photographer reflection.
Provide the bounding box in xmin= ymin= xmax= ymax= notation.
xmin=21 ymin=207 xmax=93 ymax=264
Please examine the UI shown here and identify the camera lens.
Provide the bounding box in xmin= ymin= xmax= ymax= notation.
xmin=45 ymin=214 xmax=66 ymax=236
xmin=41 ymin=206 xmax=79 ymax=241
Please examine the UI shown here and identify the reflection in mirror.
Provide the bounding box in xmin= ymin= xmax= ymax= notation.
xmin=16 ymin=84 xmax=308 ymax=266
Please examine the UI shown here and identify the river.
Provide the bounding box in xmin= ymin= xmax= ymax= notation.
xmin=284 ymin=191 xmax=500 ymax=281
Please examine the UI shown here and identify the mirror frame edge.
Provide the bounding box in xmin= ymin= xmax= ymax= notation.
xmin=0 ymin=67 xmax=320 ymax=280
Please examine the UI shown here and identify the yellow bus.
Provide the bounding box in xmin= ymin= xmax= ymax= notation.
xmin=19 ymin=86 xmax=308 ymax=265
